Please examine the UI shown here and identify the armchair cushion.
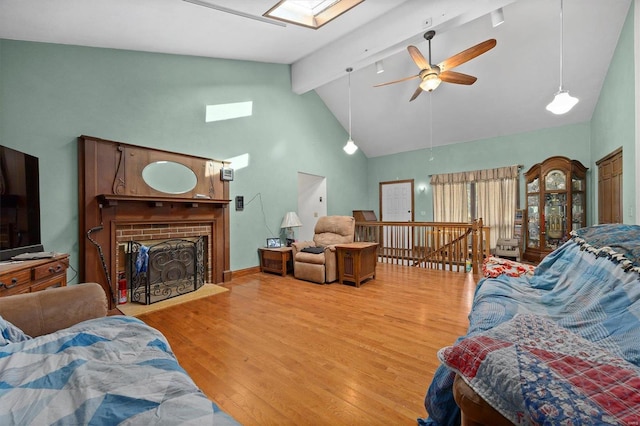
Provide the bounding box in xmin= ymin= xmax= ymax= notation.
xmin=296 ymin=251 xmax=327 ymax=265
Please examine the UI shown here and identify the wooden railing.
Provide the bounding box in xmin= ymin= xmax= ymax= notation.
xmin=354 ymin=219 xmax=490 ymax=274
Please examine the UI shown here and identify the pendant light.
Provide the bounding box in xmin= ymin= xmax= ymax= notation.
xmin=546 ymin=0 xmax=578 ymax=115
xmin=343 ymin=67 xmax=358 ymax=155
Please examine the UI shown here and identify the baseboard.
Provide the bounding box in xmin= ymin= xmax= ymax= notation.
xmin=231 ymin=266 xmax=261 ymax=279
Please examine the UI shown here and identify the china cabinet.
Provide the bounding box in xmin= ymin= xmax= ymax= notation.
xmin=523 ymin=156 xmax=588 ymax=263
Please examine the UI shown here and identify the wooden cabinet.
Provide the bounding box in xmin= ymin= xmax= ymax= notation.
xmin=0 ymin=254 xmax=69 ymax=297
xmin=259 ymin=247 xmax=293 ymax=276
xmin=335 ymin=242 xmax=378 ymax=287
xmin=523 ymin=157 xmax=587 ymax=262
xmin=596 ymin=148 xmax=623 ymax=224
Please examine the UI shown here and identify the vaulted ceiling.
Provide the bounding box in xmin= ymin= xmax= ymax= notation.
xmin=0 ymin=0 xmax=632 ymax=157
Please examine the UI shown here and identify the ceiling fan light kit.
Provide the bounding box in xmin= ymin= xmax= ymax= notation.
xmin=374 ymin=30 xmax=496 ymax=101
xmin=343 ymin=67 xmax=358 ymax=155
xmin=547 ymin=0 xmax=578 ymax=115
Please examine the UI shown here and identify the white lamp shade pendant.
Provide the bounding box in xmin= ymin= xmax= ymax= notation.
xmin=343 ymin=138 xmax=358 ymax=154
xmin=546 ymin=89 xmax=579 ymax=115
xmin=547 ymin=0 xmax=578 ymax=115
xmin=343 ymin=67 xmax=358 ymax=155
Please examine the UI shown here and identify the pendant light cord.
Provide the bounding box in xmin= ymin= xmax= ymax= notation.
xmin=347 ymin=67 xmax=353 ymax=139
xmin=558 ymin=0 xmax=564 ymax=90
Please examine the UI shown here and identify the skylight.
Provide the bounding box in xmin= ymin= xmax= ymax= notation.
xmin=263 ymin=0 xmax=364 ymax=29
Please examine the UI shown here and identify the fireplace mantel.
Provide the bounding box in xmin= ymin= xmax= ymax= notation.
xmin=78 ymin=135 xmax=231 ymax=309
xmin=97 ymin=194 xmax=231 ymax=208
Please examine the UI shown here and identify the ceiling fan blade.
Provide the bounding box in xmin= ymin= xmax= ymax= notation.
xmin=438 ymin=39 xmax=496 ymax=72
xmin=409 ymin=86 xmax=423 ymax=102
xmin=407 ymin=45 xmax=431 ymax=70
xmin=440 ymin=70 xmax=477 ymax=85
xmin=373 ymin=74 xmax=419 ymax=88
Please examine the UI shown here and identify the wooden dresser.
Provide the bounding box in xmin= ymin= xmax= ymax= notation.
xmin=0 ymin=253 xmax=69 ymax=297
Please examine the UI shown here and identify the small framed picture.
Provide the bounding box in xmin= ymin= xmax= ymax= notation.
xmin=266 ymin=238 xmax=282 ymax=248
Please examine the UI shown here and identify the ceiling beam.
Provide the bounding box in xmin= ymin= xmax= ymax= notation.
xmin=291 ymin=0 xmax=517 ymax=94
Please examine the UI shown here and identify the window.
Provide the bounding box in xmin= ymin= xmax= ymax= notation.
xmin=263 ymin=0 xmax=364 ymax=29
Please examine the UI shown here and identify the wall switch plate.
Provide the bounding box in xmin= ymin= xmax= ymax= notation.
xmin=235 ymin=195 xmax=244 ymax=211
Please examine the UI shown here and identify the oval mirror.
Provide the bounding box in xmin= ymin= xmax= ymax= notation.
xmin=142 ymin=161 xmax=197 ymax=194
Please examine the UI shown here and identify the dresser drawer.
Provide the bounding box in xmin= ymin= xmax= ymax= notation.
xmin=0 ymin=269 xmax=31 ymax=296
xmin=32 ymin=258 xmax=69 ymax=281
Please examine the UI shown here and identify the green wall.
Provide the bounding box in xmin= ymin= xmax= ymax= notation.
xmin=0 ymin=39 xmax=368 ymax=279
xmin=367 ymin=123 xmax=591 ymax=222
xmin=367 ymin=3 xmax=636 ymax=226
xmin=0 ymin=1 xmax=635 ymax=281
xmin=590 ymin=1 xmax=636 ymax=224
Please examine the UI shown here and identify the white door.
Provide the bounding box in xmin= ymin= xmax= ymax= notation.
xmin=380 ymin=180 xmax=414 ymax=254
xmin=380 ymin=180 xmax=414 ymax=221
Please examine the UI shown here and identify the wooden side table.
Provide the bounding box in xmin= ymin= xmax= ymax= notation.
xmin=258 ymin=246 xmax=293 ymax=276
xmin=335 ymin=242 xmax=378 ymax=287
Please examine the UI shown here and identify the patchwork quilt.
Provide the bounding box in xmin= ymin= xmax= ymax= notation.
xmin=0 ymin=315 xmax=238 ymax=425
xmin=420 ymin=224 xmax=640 ymax=426
xmin=439 ymin=314 xmax=640 ymax=425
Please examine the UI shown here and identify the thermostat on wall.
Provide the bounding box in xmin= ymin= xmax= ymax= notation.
xmin=220 ymin=168 xmax=234 ymax=181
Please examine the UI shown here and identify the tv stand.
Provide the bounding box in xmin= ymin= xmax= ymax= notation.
xmin=0 ymin=253 xmax=69 ymax=296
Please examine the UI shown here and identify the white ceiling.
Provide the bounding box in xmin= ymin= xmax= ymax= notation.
xmin=0 ymin=0 xmax=632 ymax=158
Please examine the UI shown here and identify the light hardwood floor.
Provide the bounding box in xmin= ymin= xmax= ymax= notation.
xmin=138 ymin=263 xmax=479 ymax=425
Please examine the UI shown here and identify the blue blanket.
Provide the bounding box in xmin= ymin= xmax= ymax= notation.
xmin=0 ymin=315 xmax=238 ymax=425
xmin=421 ymin=224 xmax=640 ymax=425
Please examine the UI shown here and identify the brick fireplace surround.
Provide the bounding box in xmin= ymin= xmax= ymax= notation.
xmin=115 ymin=223 xmax=213 ymax=283
xmin=78 ymin=135 xmax=231 ymax=309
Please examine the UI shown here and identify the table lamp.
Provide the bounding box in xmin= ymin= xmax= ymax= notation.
xmin=280 ymin=212 xmax=302 ymax=246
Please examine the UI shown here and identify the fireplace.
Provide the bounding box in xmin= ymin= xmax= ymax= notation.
xmin=127 ymin=237 xmax=204 ymax=305
xmin=78 ymin=135 xmax=231 ymax=309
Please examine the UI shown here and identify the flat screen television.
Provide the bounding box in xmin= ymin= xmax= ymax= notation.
xmin=0 ymin=145 xmax=43 ymax=261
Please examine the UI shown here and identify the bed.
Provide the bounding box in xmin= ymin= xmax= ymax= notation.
xmin=419 ymin=224 xmax=640 ymax=425
xmin=0 ymin=283 xmax=238 ymax=425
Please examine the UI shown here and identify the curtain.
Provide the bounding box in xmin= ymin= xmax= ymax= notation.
xmin=432 ymin=181 xmax=468 ymax=222
xmin=431 ymin=165 xmax=519 ymax=248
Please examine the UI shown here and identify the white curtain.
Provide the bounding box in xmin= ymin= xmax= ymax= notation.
xmin=431 ymin=172 xmax=469 ymax=222
xmin=431 ymin=165 xmax=519 ymax=248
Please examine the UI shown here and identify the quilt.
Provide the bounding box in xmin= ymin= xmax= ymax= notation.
xmin=439 ymin=314 xmax=640 ymax=425
xmin=420 ymin=224 xmax=640 ymax=425
xmin=0 ymin=315 xmax=238 ymax=425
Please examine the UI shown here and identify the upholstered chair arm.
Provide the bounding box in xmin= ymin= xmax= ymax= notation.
xmin=324 ymin=246 xmax=339 ymax=283
xmin=291 ymin=241 xmax=314 ymax=256
xmin=0 ymin=282 xmax=107 ymax=337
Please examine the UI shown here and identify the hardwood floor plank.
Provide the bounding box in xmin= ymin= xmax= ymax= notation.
xmin=138 ymin=263 xmax=478 ymax=425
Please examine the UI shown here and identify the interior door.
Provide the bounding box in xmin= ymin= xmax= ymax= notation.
xmin=380 ymin=180 xmax=414 ymax=221
xmin=379 ymin=180 xmax=414 ymax=253
xmin=597 ymin=148 xmax=623 ymax=224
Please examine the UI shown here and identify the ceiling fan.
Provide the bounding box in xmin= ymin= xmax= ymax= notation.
xmin=375 ymin=31 xmax=497 ymax=101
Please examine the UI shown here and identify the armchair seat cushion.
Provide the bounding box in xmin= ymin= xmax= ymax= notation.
xmin=295 ymin=251 xmax=326 ymax=264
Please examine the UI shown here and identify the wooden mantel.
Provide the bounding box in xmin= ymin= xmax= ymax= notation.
xmin=78 ymin=135 xmax=231 ymax=309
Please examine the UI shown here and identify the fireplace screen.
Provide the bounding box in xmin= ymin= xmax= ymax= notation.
xmin=127 ymin=237 xmax=204 ymax=305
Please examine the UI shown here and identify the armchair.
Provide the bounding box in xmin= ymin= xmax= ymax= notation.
xmin=292 ymin=215 xmax=355 ymax=284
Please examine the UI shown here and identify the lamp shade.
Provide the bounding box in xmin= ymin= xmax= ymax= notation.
xmin=546 ymin=90 xmax=579 ymax=115
xmin=343 ymin=138 xmax=358 ymax=155
xmin=419 ymin=75 xmax=442 ymax=92
xmin=281 ymin=211 xmax=303 ymax=228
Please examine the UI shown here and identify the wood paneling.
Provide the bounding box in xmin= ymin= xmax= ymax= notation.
xmin=78 ymin=135 xmax=231 ymax=309
xmin=138 ymin=263 xmax=477 ymax=425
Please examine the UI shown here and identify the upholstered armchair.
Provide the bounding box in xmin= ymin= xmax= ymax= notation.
xmin=291 ymin=215 xmax=355 ymax=284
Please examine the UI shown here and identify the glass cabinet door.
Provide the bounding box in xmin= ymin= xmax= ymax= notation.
xmin=571 ymin=177 xmax=586 ymax=230
xmin=526 ymin=178 xmax=540 ymax=249
xmin=544 ymin=193 xmax=566 ymax=250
